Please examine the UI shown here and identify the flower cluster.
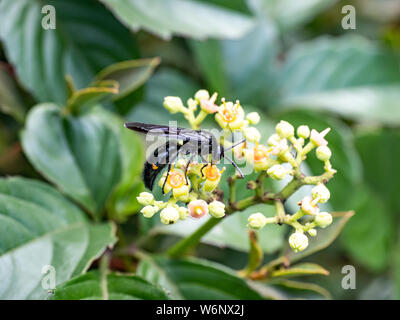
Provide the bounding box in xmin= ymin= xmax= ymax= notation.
xmin=137 ymin=89 xmax=337 ymax=253
xmin=246 ymin=120 xmax=336 ymax=252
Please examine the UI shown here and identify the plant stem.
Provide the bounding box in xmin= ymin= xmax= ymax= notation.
xmin=167 ymin=217 xmax=221 ymax=258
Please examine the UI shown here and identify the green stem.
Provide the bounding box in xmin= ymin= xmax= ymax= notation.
xmin=168 ymin=196 xmax=259 ymax=258
xmin=275 ymin=200 xmax=286 ymax=224
xmin=167 ymin=217 xmax=221 ymax=258
xmin=276 ymin=177 xmax=304 ymax=199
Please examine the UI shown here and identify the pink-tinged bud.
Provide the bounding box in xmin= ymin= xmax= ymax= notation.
xmin=188 ymin=200 xmax=209 ymax=219
xmin=199 ymin=92 xmax=218 ymax=114
xmin=310 ymin=128 xmax=330 ymax=147
xmin=300 ymin=196 xmax=320 ymax=215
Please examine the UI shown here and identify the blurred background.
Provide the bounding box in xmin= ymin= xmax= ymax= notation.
xmin=1 ymin=0 xmax=400 ymax=299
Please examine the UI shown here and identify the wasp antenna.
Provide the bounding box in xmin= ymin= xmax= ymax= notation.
xmin=225 ymin=138 xmax=246 ymax=151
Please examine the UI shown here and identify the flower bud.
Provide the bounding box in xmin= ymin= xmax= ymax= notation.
xmin=247 ymin=212 xmax=267 ymax=229
xmin=314 ymin=212 xmax=333 ymax=228
xmin=316 ymin=146 xmax=332 ymax=161
xmin=163 ymin=96 xmax=185 ymax=114
xmin=289 ymin=232 xmax=309 ymax=252
xmin=267 ymin=164 xmax=288 ymax=180
xmin=307 ymin=228 xmax=317 ymax=237
xmin=137 ymin=192 xmax=154 ymax=206
xmin=300 ymin=196 xmax=319 ymax=215
xmin=311 ymin=184 xmax=330 ymax=203
xmin=297 ymin=125 xmax=310 ymax=139
xmin=178 ymin=207 xmax=189 ymax=220
xmin=276 ymin=120 xmax=294 ymax=138
xmin=194 ymin=89 xmax=210 ymax=103
xmin=310 ymin=128 xmax=330 ymax=147
xmin=160 ymin=206 xmax=180 ymax=224
xmin=208 ymin=200 xmax=225 ymax=218
xmin=246 ymin=112 xmax=260 ymax=125
xmin=267 ymin=133 xmax=281 ymax=146
xmin=188 ymin=200 xmax=208 ymax=219
xmin=243 ymin=127 xmax=261 ymax=143
xmin=140 ymin=205 xmax=158 ymax=218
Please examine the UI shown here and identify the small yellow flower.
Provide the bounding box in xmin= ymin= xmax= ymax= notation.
xmin=158 ymin=167 xmax=190 ymax=198
xmin=215 ymin=99 xmax=244 ymax=130
xmin=246 ymin=144 xmax=275 ymax=172
xmin=203 ymin=165 xmax=224 ymax=192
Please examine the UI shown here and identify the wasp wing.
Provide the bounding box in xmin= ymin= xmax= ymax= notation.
xmin=124 ymin=122 xmax=210 ymax=143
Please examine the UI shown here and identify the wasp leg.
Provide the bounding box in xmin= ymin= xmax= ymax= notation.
xmin=199 ymin=155 xmax=209 ymax=177
xmin=224 ymin=156 xmax=244 ymax=178
xmin=162 ymin=163 xmax=172 ymax=194
xmin=184 ymin=154 xmax=196 ymax=185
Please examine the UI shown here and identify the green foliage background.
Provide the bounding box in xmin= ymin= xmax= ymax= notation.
xmin=0 ymin=0 xmax=399 ymax=299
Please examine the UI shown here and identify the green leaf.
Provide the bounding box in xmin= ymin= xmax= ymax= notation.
xmin=394 ymin=244 xmax=400 ymax=299
xmin=190 ymin=21 xmax=279 ymax=105
xmin=270 ymin=263 xmax=329 ymax=278
xmin=51 ymin=271 xmax=169 ymax=300
xmin=0 ymin=64 xmax=26 ymax=122
xmin=287 ymin=211 xmax=354 ymax=263
xmin=280 ymin=110 xmax=362 ymax=210
xmin=127 ymin=68 xmax=200 ymax=124
xmin=277 ymin=36 xmax=400 ymax=124
xmin=137 ymin=256 xmax=264 ymax=299
xmin=94 ymin=58 xmax=161 ymax=100
xmin=153 ymin=203 xmax=286 ymax=254
xmin=355 ymin=129 xmax=400 ymax=213
xmin=280 ymin=86 xmax=400 ymax=125
xmin=90 ymin=107 xmax=145 ymax=221
xmin=99 ymin=0 xmax=254 ymax=40
xmin=340 ymin=186 xmax=394 ymax=272
xmin=273 ymin=279 xmax=332 ymax=299
xmin=0 ymin=177 xmax=116 ymax=300
xmin=66 ymin=80 xmax=119 ymax=114
xmin=0 ymin=0 xmax=138 ymax=104
xmin=21 ymin=104 xmax=122 ymax=217
xmin=247 ymin=0 xmax=338 ymax=32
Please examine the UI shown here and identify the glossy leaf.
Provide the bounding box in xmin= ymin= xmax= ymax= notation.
xmin=273 ymin=280 xmax=332 ymax=299
xmin=21 ymin=104 xmax=122 ymax=217
xmin=247 ymin=0 xmax=338 ymax=32
xmin=355 ymin=129 xmax=400 ymax=213
xmin=190 ymin=22 xmax=279 ymax=105
xmin=277 ymin=36 xmax=400 ymax=124
xmin=0 ymin=0 xmax=138 ymax=104
xmin=91 ymin=107 xmax=145 ymax=221
xmin=341 ymin=186 xmax=394 ymax=272
xmin=51 ymin=271 xmax=169 ymax=300
xmin=100 ymin=0 xmax=254 ymax=40
xmin=127 ymin=68 xmax=200 ymax=124
xmin=94 ymin=58 xmax=161 ymax=100
xmin=137 ymin=256 xmax=263 ymax=299
xmin=0 ymin=177 xmax=116 ymax=300
xmin=66 ymin=80 xmax=119 ymax=114
xmin=270 ymin=263 xmax=329 ymax=278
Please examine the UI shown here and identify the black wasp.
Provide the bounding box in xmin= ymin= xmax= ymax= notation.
xmin=124 ymin=122 xmax=245 ymax=193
